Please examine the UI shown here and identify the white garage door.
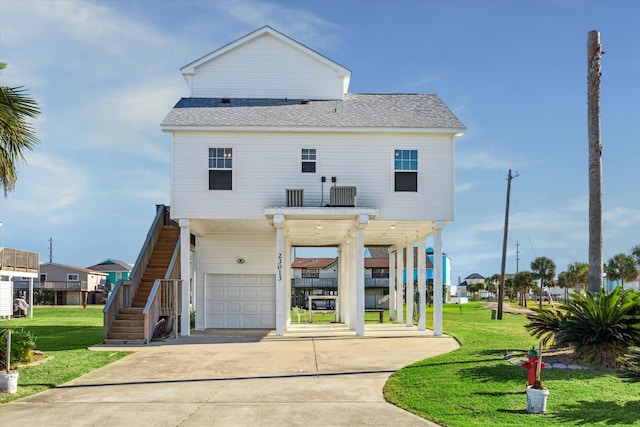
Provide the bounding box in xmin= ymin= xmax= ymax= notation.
xmin=206 ymin=274 xmax=276 ymax=329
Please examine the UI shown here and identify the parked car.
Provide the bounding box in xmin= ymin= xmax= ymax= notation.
xmin=305 ymin=299 xmax=336 ymax=310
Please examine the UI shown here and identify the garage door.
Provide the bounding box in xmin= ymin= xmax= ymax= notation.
xmin=205 ymin=274 xmax=276 ymax=329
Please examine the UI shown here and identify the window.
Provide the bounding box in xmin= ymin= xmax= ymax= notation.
xmin=301 ymin=148 xmax=316 ymax=173
xmin=372 ymin=268 xmax=389 ymax=278
xmin=394 ymin=149 xmax=418 ymax=192
xmin=67 ymin=273 xmax=80 ymax=281
xmin=302 ymin=268 xmax=320 ymax=278
xmin=208 ymin=148 xmax=233 ymax=190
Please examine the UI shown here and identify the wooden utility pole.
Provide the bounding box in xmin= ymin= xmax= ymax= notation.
xmin=497 ymin=169 xmax=518 ymax=320
xmin=587 ymin=30 xmax=603 ymax=294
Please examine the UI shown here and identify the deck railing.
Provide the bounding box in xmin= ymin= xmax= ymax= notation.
xmin=0 ymin=247 xmax=39 ymax=274
xmin=13 ymin=281 xmax=91 ymax=291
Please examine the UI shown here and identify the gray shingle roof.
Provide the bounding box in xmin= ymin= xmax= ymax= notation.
xmin=161 ymin=94 xmax=465 ymax=130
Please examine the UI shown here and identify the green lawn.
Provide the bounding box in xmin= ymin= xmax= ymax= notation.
xmin=384 ymin=302 xmax=640 ymax=426
xmin=0 ymin=306 xmax=128 ymax=403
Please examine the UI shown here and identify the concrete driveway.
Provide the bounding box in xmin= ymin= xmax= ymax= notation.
xmin=0 ymin=323 xmax=458 ymax=426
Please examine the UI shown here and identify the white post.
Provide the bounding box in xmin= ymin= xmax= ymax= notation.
xmin=396 ymin=247 xmax=404 ymax=324
xmin=285 ymin=239 xmax=292 ymax=328
xmin=418 ymin=238 xmax=426 ymax=331
xmin=406 ymin=243 xmax=414 ymax=327
xmin=388 ymin=248 xmax=396 ymax=321
xmin=179 ymin=219 xmax=191 ymax=336
xmin=355 ymin=215 xmax=367 ymax=336
xmin=28 ymin=277 xmax=34 ymax=318
xmin=274 ymin=214 xmax=285 ymax=336
xmin=433 ymin=222 xmax=444 ymax=336
xmin=349 ymin=237 xmax=357 ymax=329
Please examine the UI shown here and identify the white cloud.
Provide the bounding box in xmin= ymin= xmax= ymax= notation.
xmin=457 ymin=146 xmax=525 ymax=171
xmin=455 ymin=181 xmax=477 ymax=193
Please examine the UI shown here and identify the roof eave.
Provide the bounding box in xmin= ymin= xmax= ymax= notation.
xmin=161 ymin=124 xmax=466 ymax=135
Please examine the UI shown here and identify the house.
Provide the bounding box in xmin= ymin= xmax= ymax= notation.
xmin=290 ymin=257 xmax=338 ymax=307
xmin=0 ymin=247 xmax=39 ymax=318
xmin=86 ymin=259 xmax=132 ymax=291
xmin=104 ymin=25 xmax=464 ymax=341
xmin=15 ymin=263 xmax=107 ymax=306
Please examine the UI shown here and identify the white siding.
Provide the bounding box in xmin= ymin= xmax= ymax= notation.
xmin=194 ymin=232 xmax=275 ymax=329
xmin=171 ymin=132 xmax=455 ymax=221
xmin=191 ymin=34 xmax=345 ymax=100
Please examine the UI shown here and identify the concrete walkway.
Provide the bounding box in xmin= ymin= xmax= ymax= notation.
xmin=0 ymin=323 xmax=458 ymax=426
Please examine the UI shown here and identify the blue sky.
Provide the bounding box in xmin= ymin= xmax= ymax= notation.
xmin=0 ymin=0 xmax=638 ymax=283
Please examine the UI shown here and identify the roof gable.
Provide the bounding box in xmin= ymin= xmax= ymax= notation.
xmin=182 ymin=26 xmax=350 ymax=78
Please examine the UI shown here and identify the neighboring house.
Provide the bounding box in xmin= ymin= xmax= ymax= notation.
xmin=0 ymin=247 xmax=39 ymax=318
xmin=161 ymin=26 xmax=465 ymax=336
xmin=15 ymin=263 xmax=107 ymax=306
xmin=86 ymin=259 xmax=132 ymax=290
xmin=291 ymin=257 xmax=338 ymax=307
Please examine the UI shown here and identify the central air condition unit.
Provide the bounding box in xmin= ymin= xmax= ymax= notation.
xmin=286 ymin=189 xmax=304 ymax=207
xmin=329 ymin=186 xmax=357 ymax=207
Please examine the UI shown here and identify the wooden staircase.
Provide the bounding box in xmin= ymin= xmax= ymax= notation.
xmin=105 ymin=226 xmax=180 ymax=343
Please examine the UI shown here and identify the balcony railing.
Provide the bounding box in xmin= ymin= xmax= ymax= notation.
xmin=0 ymin=247 xmax=39 ymax=274
xmin=365 ymin=278 xmax=389 ymax=288
xmin=13 ymin=281 xmax=91 ymax=291
xmin=292 ymin=278 xmax=338 ymax=289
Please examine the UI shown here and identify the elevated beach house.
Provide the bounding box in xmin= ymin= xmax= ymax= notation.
xmin=103 ymin=26 xmax=464 ymax=342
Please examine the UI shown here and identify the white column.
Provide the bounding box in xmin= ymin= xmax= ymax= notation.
xmin=355 ymin=215 xmax=367 ymax=336
xmin=29 ymin=277 xmax=34 ymax=318
xmin=337 ymin=245 xmax=344 ymax=323
xmin=418 ymin=238 xmax=427 ymax=331
xmin=179 ymin=219 xmax=191 ymax=336
xmin=274 ymin=214 xmax=285 ymax=336
xmin=285 ymin=239 xmax=292 ymax=328
xmin=388 ymin=248 xmax=395 ymax=321
xmin=406 ymin=244 xmax=414 ymax=327
xmin=396 ymin=247 xmax=404 ymax=324
xmin=433 ymin=222 xmax=444 ymax=336
xmin=349 ymin=237 xmax=357 ymax=329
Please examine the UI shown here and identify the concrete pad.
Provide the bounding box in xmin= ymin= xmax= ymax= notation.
xmin=0 ymin=324 xmax=456 ymax=426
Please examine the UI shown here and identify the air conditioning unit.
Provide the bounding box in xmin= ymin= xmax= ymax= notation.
xmin=330 ymin=186 xmax=357 ymax=207
xmin=286 ymin=189 xmax=304 ymax=207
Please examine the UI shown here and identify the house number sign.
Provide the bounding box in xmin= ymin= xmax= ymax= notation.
xmin=277 ymin=252 xmax=283 ymax=281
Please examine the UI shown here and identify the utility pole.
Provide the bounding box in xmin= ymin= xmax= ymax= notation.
xmin=516 ymin=241 xmax=520 ymax=273
xmin=497 ymin=169 xmax=519 ymax=320
xmin=587 ymin=30 xmax=603 ymax=294
xmin=48 ymin=237 xmax=53 ymax=263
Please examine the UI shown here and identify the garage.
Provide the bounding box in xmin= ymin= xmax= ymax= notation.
xmin=205 ymin=274 xmax=276 ymax=329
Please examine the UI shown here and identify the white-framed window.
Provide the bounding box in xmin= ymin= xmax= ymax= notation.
xmin=394 ymin=149 xmax=418 ymax=192
xmin=67 ymin=273 xmax=80 ymax=281
xmin=208 ymin=147 xmax=233 ymax=190
xmin=302 ymin=268 xmax=320 ymax=278
xmin=301 ymin=148 xmax=316 ymax=173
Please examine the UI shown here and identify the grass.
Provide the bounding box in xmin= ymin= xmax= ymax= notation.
xmin=384 ymin=302 xmax=640 ymax=426
xmin=0 ymin=306 xmax=128 ymax=404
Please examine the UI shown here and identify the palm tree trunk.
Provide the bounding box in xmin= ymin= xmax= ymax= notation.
xmin=587 ymin=30 xmax=603 ymax=295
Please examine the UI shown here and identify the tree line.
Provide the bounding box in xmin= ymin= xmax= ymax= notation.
xmin=467 ymin=244 xmax=640 ymax=308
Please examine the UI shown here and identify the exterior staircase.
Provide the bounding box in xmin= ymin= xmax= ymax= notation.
xmin=104 ymin=226 xmax=180 ymax=343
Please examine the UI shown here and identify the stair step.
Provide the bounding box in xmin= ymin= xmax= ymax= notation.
xmin=110 ymin=326 xmax=144 ymax=334
xmin=106 ymin=332 xmax=145 ymax=341
xmin=112 ymin=319 xmax=144 ymax=327
xmin=119 ymin=307 xmax=144 ymax=314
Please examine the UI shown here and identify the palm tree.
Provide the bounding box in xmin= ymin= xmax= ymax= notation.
xmin=484 ymin=274 xmax=500 ymax=299
xmin=556 ymin=271 xmax=570 ymax=303
xmin=566 ymin=262 xmax=589 ymax=295
xmin=512 ymin=271 xmax=533 ymax=307
xmin=531 ymin=257 xmax=556 ymax=309
xmin=0 ymin=63 xmax=40 ymax=194
xmin=605 ymin=253 xmax=637 ymax=290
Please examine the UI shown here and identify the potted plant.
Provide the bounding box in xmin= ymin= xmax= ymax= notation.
xmin=525 ymin=343 xmax=549 ymax=414
xmin=0 ymin=330 xmax=19 ymax=394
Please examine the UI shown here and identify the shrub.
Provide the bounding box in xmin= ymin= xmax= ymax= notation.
xmin=524 ymin=307 xmax=565 ymax=347
xmin=0 ymin=328 xmax=37 ymax=371
xmin=619 ymin=346 xmax=640 ymax=381
xmin=557 ymin=288 xmax=640 ymax=368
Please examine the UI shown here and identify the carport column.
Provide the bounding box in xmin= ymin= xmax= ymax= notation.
xmin=388 ymin=248 xmax=396 ymax=321
xmin=179 ymin=219 xmax=191 ymax=336
xmin=274 ymin=214 xmax=285 ymax=336
xmin=395 ymin=247 xmax=404 ymax=324
xmin=417 ymin=238 xmax=427 ymax=331
xmin=349 ymin=237 xmax=357 ymax=329
xmin=406 ymin=243 xmax=414 ymax=327
xmin=285 ymin=238 xmax=292 ymax=328
xmin=355 ymin=214 xmax=367 ymax=336
xmin=433 ymin=222 xmax=444 ymax=336
xmin=340 ymin=242 xmax=352 ymax=328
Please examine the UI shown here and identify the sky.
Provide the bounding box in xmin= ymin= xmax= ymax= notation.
xmin=0 ymin=0 xmax=638 ymax=283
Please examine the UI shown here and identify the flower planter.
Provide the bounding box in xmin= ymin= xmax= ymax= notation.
xmin=526 ymin=386 xmax=549 ymax=414
xmin=0 ymin=372 xmax=19 ymax=394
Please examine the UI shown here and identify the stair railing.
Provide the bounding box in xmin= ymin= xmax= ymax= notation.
xmin=143 ymin=234 xmax=182 ymax=343
xmin=103 ymin=204 xmax=170 ymax=341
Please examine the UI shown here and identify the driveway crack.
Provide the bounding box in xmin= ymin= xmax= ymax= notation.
xmin=312 ymin=338 xmax=320 ymax=376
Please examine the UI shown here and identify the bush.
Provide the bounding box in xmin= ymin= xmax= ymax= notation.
xmin=0 ymin=328 xmax=37 ymax=371
xmin=619 ymin=346 xmax=640 ymax=381
xmin=525 ymin=307 xmax=565 ymax=347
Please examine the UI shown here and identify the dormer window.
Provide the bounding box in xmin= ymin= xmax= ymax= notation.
xmin=209 ymin=148 xmax=233 ymax=190
xmin=394 ymin=149 xmax=418 ymax=192
xmin=301 ymin=148 xmax=316 ymax=173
